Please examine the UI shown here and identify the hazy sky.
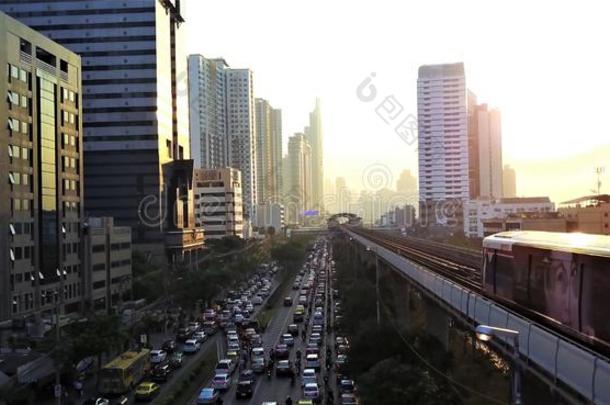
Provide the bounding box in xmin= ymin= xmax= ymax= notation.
xmin=185 ymin=0 xmax=610 ymax=204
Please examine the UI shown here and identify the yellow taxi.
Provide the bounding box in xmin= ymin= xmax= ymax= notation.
xmin=134 ymin=381 xmax=160 ymax=401
xmin=297 ymin=400 xmax=314 ymax=405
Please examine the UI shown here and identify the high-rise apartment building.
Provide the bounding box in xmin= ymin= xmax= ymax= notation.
xmin=0 ymin=11 xmax=83 ymax=321
xmin=188 ymin=55 xmax=229 ymax=169
xmin=503 ymin=164 xmax=517 ymax=198
xmin=255 ymin=98 xmax=282 ymax=204
xmin=187 ymin=56 xmax=258 ymax=221
xmin=469 ymin=102 xmax=503 ymax=198
xmin=417 ymin=63 xmax=469 ymax=225
xmin=194 ymin=168 xmax=244 ymax=240
xmin=284 ymin=134 xmax=312 ymax=225
xmin=226 ymin=69 xmax=257 ymax=220
xmin=305 ymin=99 xmax=323 ymax=211
xmin=0 ymin=0 xmax=202 ymax=260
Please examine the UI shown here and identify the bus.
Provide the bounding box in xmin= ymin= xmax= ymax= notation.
xmin=99 ymin=349 xmax=151 ymax=395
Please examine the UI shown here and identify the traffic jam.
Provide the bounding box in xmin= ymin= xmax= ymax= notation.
xmin=195 ymin=238 xmax=360 ymax=405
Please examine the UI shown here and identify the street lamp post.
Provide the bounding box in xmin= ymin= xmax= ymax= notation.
xmin=475 ymin=325 xmax=523 ymax=405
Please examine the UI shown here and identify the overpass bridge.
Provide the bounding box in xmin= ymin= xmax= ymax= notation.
xmin=342 ymin=227 xmax=610 ymax=405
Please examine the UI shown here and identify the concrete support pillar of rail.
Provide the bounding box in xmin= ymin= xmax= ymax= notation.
xmin=423 ymin=296 xmax=450 ymax=351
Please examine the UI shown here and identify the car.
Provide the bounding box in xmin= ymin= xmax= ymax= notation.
xmin=211 ymin=373 xmax=231 ymax=390
xmin=227 ymin=341 xmax=241 ymax=352
xmin=312 ymin=312 xmax=324 ymax=326
xmin=151 ymin=363 xmax=172 ymax=382
xmin=227 ymin=334 xmax=240 ymax=346
xmin=176 ymin=327 xmax=192 ymax=342
xmin=169 ymin=352 xmax=184 ymax=369
xmin=161 ymin=339 xmax=177 ymax=353
xmin=82 ymin=398 xmax=110 ymax=405
xmin=301 ymin=368 xmax=317 ymax=387
xmin=188 ymin=321 xmax=201 ymax=332
xmin=275 ymin=360 xmax=294 ymax=376
xmin=281 ymin=333 xmax=295 ymax=346
xmin=234 ymin=313 xmax=245 ymax=323
xmin=134 ymin=382 xmax=160 ymax=401
xmin=193 ymin=331 xmax=206 ymax=343
xmin=303 ymin=383 xmax=321 ymax=402
xmin=311 ymin=325 xmax=323 ymax=334
xmin=183 ymin=339 xmax=201 ymax=354
xmin=284 ymin=296 xmax=293 ymax=306
xmin=275 ymin=344 xmax=290 ymax=359
xmin=335 ymin=354 xmax=348 ymax=370
xmin=197 ymin=387 xmax=219 ymax=404
xmin=215 ymin=359 xmax=236 ymax=375
xmin=203 ymin=321 xmax=217 ymax=335
xmin=297 ymin=401 xmax=314 ymax=405
xmin=251 ymin=347 xmax=265 ymax=360
xmin=340 ymin=393 xmax=359 ymax=405
xmin=298 ymin=295 xmax=308 ymax=306
xmin=236 ymin=380 xmax=253 ymax=399
xmin=335 ymin=336 xmax=349 ymax=348
xmin=249 ymin=333 xmax=262 ymax=346
xmin=252 ymin=295 xmax=263 ymax=305
xmin=293 ymin=311 xmax=304 ymax=323
xmin=226 ymin=350 xmax=239 ymax=364
xmin=339 ymin=379 xmax=356 ymax=394
xmin=309 ymin=334 xmax=322 ymax=347
xmin=287 ymin=323 xmax=299 ymax=336
xmin=239 ymin=369 xmax=256 ymax=384
xmin=252 ymin=357 xmax=266 ymax=373
xmin=305 ymin=354 xmax=320 ymax=371
xmin=292 ymin=282 xmax=300 ymax=290
xmin=150 ymin=349 xmax=167 ymax=364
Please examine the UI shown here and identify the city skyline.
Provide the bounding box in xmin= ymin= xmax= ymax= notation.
xmin=184 ymin=0 xmax=610 ymax=204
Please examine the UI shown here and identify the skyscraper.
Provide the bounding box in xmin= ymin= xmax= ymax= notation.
xmin=284 ymin=134 xmax=312 ymax=224
xmin=0 ymin=0 xmax=202 ymax=258
xmin=396 ymin=170 xmax=417 ymax=195
xmin=226 ymin=69 xmax=257 ymax=220
xmin=475 ymin=104 xmax=503 ymax=198
xmin=306 ymin=98 xmax=323 ymax=211
xmin=417 ymin=63 xmax=469 ymax=225
xmin=0 ymin=11 xmax=83 ymax=321
xmin=188 ymin=55 xmax=229 ymax=169
xmin=503 ymin=164 xmax=517 ymax=198
xmin=255 ymin=98 xmax=282 ymax=204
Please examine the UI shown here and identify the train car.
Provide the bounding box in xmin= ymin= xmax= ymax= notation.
xmin=482 ymin=231 xmax=610 ymax=351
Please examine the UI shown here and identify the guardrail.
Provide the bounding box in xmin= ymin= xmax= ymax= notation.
xmin=346 ymin=229 xmax=610 ymax=404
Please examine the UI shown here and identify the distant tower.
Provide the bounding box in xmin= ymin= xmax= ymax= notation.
xmin=503 ymin=165 xmax=517 ymax=198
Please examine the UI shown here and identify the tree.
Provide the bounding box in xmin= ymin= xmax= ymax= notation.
xmin=64 ymin=314 xmax=129 ymax=382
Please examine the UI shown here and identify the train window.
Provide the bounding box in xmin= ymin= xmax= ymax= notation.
xmin=580 ymin=255 xmax=610 ymax=344
xmin=483 ymin=250 xmax=496 ymax=292
xmin=495 ymin=253 xmax=514 ymax=300
xmin=528 ymin=249 xmax=551 ymax=313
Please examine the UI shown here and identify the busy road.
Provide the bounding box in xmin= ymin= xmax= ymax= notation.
xmin=187 ymin=237 xmax=358 ymax=405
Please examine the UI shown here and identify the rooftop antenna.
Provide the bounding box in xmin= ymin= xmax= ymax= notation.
xmin=592 ymin=166 xmax=605 ymax=199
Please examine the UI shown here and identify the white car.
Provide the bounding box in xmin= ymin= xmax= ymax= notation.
xmin=150 ymin=350 xmax=167 ymax=364
xmin=252 ymin=295 xmax=263 ymax=305
xmin=211 ymin=373 xmax=231 ymax=390
xmin=251 ymin=347 xmax=265 ymax=360
xmin=303 ymin=382 xmax=320 ymax=401
xmin=301 ymin=368 xmax=317 ymax=387
xmin=215 ymin=359 xmax=236 ymax=375
xmin=183 ymin=339 xmax=200 ymax=354
xmin=305 ymin=354 xmax=320 ymax=370
xmin=193 ymin=331 xmax=206 ymax=343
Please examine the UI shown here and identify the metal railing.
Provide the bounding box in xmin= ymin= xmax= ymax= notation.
xmin=347 ymin=228 xmax=610 ymax=404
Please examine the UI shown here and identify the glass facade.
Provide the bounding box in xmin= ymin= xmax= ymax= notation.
xmin=38 ymin=75 xmax=58 ymax=277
